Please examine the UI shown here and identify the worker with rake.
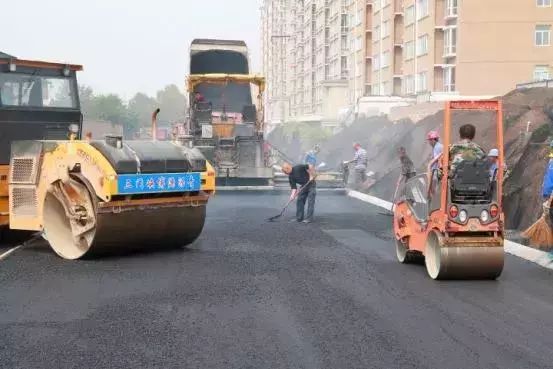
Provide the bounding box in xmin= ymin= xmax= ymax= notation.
xmin=524 ymin=141 xmax=553 ymax=249
xmin=282 ymin=163 xmax=316 ymax=223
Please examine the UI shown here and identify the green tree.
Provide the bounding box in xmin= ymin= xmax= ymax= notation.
xmin=91 ymin=94 xmax=127 ymax=124
xmin=128 ymin=92 xmax=158 ymax=128
xmin=78 ymin=85 xmax=95 ymax=118
xmin=155 ymin=84 xmax=186 ymax=124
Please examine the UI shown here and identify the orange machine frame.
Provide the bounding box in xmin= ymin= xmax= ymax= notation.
xmin=394 ymin=100 xmax=504 ymax=252
xmin=440 ymin=100 xmax=504 ymax=212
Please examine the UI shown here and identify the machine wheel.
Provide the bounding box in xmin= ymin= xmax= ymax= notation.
xmin=424 ymin=230 xmax=504 ymax=280
xmin=425 ymin=230 xmax=443 ymax=280
xmin=43 ymin=179 xmax=207 ymax=260
xmin=395 ymin=237 xmax=416 ymax=264
xmin=43 ymin=186 xmax=97 ymax=260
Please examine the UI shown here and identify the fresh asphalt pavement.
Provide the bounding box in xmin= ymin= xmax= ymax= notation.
xmin=1 ymin=192 xmax=553 ymax=369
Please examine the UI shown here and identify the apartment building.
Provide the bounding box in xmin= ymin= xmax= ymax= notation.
xmin=346 ymin=0 xmax=368 ymax=104
xmin=261 ymin=0 xmax=352 ymax=126
xmin=369 ymin=0 xmax=553 ymax=98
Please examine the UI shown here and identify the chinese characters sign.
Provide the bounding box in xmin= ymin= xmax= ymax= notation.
xmin=117 ymin=172 xmax=201 ymax=194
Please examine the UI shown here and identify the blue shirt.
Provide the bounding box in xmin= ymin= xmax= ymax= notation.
xmin=489 ymin=161 xmax=506 ymax=180
xmin=489 ymin=163 xmax=498 ymax=179
xmin=543 ymin=159 xmax=553 ymax=198
xmin=305 ymin=151 xmax=317 ymax=166
xmin=431 ymin=142 xmax=443 ymax=170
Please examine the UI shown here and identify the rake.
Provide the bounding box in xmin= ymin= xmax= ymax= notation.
xmin=267 ymin=179 xmax=313 ymax=222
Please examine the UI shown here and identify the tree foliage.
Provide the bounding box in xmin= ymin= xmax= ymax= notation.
xmin=79 ymin=84 xmax=187 ymax=137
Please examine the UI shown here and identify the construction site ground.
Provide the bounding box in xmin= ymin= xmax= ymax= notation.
xmin=268 ymin=88 xmax=553 ymax=247
xmin=2 ymin=192 xmax=553 ymax=369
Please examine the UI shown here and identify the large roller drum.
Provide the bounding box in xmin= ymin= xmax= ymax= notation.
xmin=424 ymin=231 xmax=504 ymax=280
xmin=43 ymin=184 xmax=207 ymax=259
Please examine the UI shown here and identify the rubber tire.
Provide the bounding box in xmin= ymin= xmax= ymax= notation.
xmin=425 ymin=231 xmax=442 ymax=280
xmin=396 ymin=237 xmax=416 ymax=264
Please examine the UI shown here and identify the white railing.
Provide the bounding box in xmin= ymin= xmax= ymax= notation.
xmin=516 ymin=79 xmax=553 ymax=90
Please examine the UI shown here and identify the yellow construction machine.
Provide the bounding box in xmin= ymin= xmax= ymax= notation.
xmin=0 ymin=54 xmax=215 ymax=259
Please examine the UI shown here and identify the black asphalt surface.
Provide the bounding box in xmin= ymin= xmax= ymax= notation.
xmin=2 ymin=192 xmax=553 ymax=369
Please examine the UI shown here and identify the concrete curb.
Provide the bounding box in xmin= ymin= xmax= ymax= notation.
xmin=346 ymin=189 xmax=553 ymax=271
xmin=216 ymin=186 xmax=275 ymax=191
xmin=215 ymin=186 xmax=346 ymax=193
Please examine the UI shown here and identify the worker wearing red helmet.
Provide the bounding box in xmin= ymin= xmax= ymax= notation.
xmin=426 ymin=130 xmax=443 ymax=172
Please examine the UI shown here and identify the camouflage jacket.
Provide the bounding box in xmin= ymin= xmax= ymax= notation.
xmin=449 ymin=140 xmax=486 ymax=172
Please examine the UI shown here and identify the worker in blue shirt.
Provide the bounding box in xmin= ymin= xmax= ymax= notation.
xmin=542 ymin=141 xmax=553 ymax=199
xmin=304 ymin=144 xmax=320 ymax=166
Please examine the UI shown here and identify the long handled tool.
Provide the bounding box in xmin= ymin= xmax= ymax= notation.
xmin=378 ymin=174 xmax=402 ymax=217
xmin=523 ymin=195 xmax=553 ymax=249
xmin=267 ymin=179 xmax=314 ymax=222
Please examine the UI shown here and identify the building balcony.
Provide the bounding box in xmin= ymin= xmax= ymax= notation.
xmin=394 ymin=0 xmax=403 ymax=15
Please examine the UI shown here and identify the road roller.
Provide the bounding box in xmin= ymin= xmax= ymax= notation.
xmin=1 ymin=54 xmax=215 ymax=259
xmin=392 ymin=100 xmax=505 ymax=280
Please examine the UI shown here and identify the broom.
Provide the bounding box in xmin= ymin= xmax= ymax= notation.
xmin=523 ymin=196 xmax=553 ymax=250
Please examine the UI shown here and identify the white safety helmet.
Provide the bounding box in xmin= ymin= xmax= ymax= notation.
xmin=488 ymin=148 xmax=499 ymax=157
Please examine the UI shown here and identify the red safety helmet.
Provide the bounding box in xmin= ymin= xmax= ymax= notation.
xmin=426 ymin=131 xmax=440 ymax=140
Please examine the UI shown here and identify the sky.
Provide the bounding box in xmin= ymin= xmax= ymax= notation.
xmin=2 ymin=0 xmax=262 ymax=100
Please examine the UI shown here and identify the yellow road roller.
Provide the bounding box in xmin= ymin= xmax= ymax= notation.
xmin=1 ymin=54 xmax=215 ymax=259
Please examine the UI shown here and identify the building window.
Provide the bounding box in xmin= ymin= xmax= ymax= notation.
xmin=446 ymin=0 xmax=458 ymax=16
xmin=355 ymin=36 xmax=363 ymax=52
xmin=382 ymin=20 xmax=390 ymax=38
xmin=535 ymin=25 xmax=551 ymax=46
xmin=380 ymin=82 xmax=389 ymax=96
xmin=404 ymin=40 xmax=415 ymax=60
xmin=341 ymin=35 xmax=349 ymax=51
xmin=405 ymin=6 xmax=415 ymax=25
xmin=373 ymin=82 xmax=380 ymax=95
xmin=444 ymin=27 xmax=457 ymax=56
xmin=374 ymin=25 xmax=381 ymax=41
xmin=537 ymin=0 xmax=552 ymax=7
xmin=443 ymin=67 xmax=456 ymax=92
xmin=417 ymin=34 xmax=429 ymax=56
xmin=404 ymin=75 xmax=415 ymax=94
xmin=375 ymin=0 xmax=390 ymax=10
xmin=340 ymin=56 xmax=348 ymax=79
xmin=534 ymin=65 xmax=551 ymax=81
xmin=381 ymin=51 xmax=390 ymax=68
xmin=417 ymin=0 xmax=429 ymax=20
xmin=374 ymin=54 xmax=380 ymax=70
xmin=416 ymin=72 xmax=427 ymax=92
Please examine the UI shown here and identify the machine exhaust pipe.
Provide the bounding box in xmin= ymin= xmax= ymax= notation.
xmin=151 ymin=108 xmax=160 ymax=141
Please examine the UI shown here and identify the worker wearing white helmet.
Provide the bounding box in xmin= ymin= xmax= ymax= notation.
xmin=487 ymin=148 xmax=506 ymax=180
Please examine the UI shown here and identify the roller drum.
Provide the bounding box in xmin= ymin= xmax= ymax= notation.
xmin=425 ymin=231 xmax=504 ymax=280
xmin=43 ymin=190 xmax=206 ymax=259
xmin=91 ymin=204 xmax=206 ymax=256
